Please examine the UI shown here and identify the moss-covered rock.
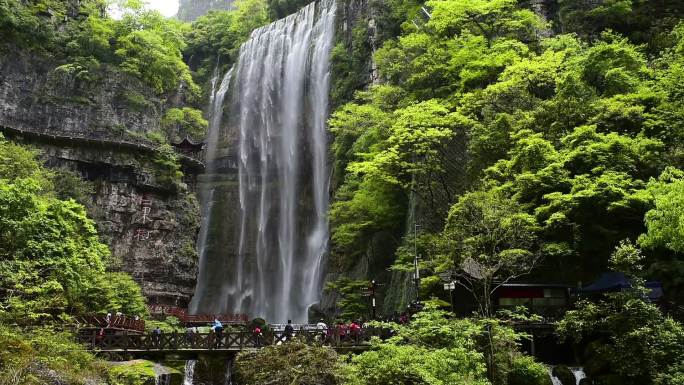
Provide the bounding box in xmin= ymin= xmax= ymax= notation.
xmin=108 ymin=360 xmax=183 ymax=385
xmin=552 ymin=365 xmax=577 ymax=385
xmin=108 ymin=360 xmax=157 ymax=385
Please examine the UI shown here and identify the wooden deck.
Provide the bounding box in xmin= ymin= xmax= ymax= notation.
xmin=78 ymin=328 xmax=383 ymax=356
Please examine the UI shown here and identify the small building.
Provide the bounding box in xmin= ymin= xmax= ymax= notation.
xmin=576 ymin=271 xmax=664 ymax=301
xmin=171 ymin=136 xmax=205 ymax=157
xmin=493 ymin=283 xmax=571 ymax=319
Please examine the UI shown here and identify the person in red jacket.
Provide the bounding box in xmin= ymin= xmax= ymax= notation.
xmin=349 ymin=321 xmax=361 ymax=343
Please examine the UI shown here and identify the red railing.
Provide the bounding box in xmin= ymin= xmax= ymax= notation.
xmin=148 ymin=305 xmax=249 ymax=324
xmin=75 ymin=314 xmax=145 ymax=333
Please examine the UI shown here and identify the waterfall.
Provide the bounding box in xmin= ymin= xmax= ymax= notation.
xmin=190 ymin=0 xmax=337 ymax=323
xmin=224 ymin=360 xmax=233 ymax=385
xmin=189 ymin=65 xmax=234 ymax=315
xmin=547 ymin=366 xmax=587 ymax=385
xmin=570 ymin=367 xmax=586 ymax=384
xmin=548 ymin=374 xmax=563 ymax=385
xmin=183 ymin=360 xmax=196 ymax=385
xmin=155 ymin=373 xmax=171 ymax=385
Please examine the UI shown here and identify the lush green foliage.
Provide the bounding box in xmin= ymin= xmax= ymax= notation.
xmin=555 ymin=243 xmax=684 ymax=385
xmin=153 ymin=143 xmax=184 ymax=188
xmin=639 ymin=168 xmax=684 ymax=254
xmin=108 ymin=360 xmax=167 ymax=385
xmin=330 ymin=0 xmax=684 ymax=316
xmin=341 ymin=304 xmax=547 ymax=385
xmin=324 ymin=277 xmax=371 ymax=321
xmin=342 ymin=343 xmax=489 ymax=385
xmin=162 ymin=107 xmax=209 ymax=140
xmin=234 ymin=342 xmax=340 ymax=385
xmin=440 ymin=190 xmax=539 ymax=316
xmin=0 ymin=323 xmax=109 ymax=385
xmin=1 ymin=0 xmax=199 ymax=96
xmin=557 ymin=289 xmax=684 ymax=385
xmin=0 ymin=137 xmax=146 ymax=323
xmin=183 ymin=0 xmax=270 ymax=87
xmin=266 ymin=0 xmax=311 ymax=19
xmin=506 ymin=356 xmax=551 ymax=385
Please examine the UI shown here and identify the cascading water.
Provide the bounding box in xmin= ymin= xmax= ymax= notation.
xmin=224 ymin=360 xmax=233 ymax=385
xmin=190 ymin=0 xmax=336 ymax=323
xmin=182 ymin=360 xmax=196 ymax=385
xmin=547 ymin=366 xmax=587 ymax=385
xmin=189 ymin=65 xmax=234 ymax=315
xmin=154 ymin=373 xmax=171 ymax=385
xmin=570 ymin=367 xmax=586 ymax=384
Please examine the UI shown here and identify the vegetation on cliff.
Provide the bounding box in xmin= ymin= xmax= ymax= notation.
xmin=0 ymin=136 xmax=149 ymax=382
xmin=329 ymin=0 xmax=684 ymax=308
xmin=0 ymin=136 xmax=147 ymax=324
xmin=327 ymin=0 xmax=684 ymax=384
xmin=0 ymin=0 xmax=198 ymax=96
xmin=183 ymin=0 xmax=270 ymax=86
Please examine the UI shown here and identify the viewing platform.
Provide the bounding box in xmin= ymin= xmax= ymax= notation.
xmin=78 ymin=328 xmax=383 ymax=358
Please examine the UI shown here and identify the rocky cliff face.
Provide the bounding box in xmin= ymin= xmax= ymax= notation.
xmin=0 ymin=50 xmax=201 ymax=307
xmin=177 ymin=0 xmax=234 ymax=21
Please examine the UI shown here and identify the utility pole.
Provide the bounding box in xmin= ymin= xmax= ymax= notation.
xmin=413 ymin=223 xmax=421 ymax=304
xmin=443 ymin=281 xmax=456 ymax=313
xmin=370 ymin=280 xmax=377 ymax=320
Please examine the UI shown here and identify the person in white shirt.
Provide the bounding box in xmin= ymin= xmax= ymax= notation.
xmin=316 ymin=319 xmax=327 ymax=343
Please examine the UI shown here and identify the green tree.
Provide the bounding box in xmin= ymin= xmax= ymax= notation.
xmin=342 ymin=343 xmax=489 ymax=385
xmin=324 ymin=277 xmax=371 ymax=321
xmin=162 ymin=107 xmax=209 ymax=140
xmin=639 ymin=167 xmax=684 ymax=254
xmin=441 ymin=190 xmax=539 ymax=317
xmin=343 ymin=304 xmax=547 ymax=385
xmin=0 ymin=324 xmax=109 ymax=385
xmin=557 ymin=289 xmax=684 ymax=385
xmin=557 ymin=242 xmax=684 ymax=385
xmin=427 ymin=0 xmax=545 ymax=44
xmin=0 ymin=179 xmax=109 ymax=322
xmin=184 ymin=0 xmax=270 ymax=85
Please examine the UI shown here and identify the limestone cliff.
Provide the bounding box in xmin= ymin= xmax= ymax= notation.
xmin=0 ymin=50 xmax=201 ymax=308
xmin=177 ymin=0 xmax=235 ymax=21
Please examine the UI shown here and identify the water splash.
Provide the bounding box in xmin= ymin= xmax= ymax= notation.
xmin=190 ymin=0 xmax=336 ymax=323
xmin=224 ymin=359 xmax=233 ymax=385
xmin=570 ymin=367 xmax=586 ymax=384
xmin=547 ymin=366 xmax=587 ymax=385
xmin=182 ymin=360 xmax=196 ymax=385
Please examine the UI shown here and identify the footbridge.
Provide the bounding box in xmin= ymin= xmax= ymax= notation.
xmin=78 ymin=328 xmax=383 ymax=358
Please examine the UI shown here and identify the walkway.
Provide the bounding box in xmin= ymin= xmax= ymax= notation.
xmin=78 ymin=328 xmax=383 ymax=355
xmin=0 ymin=125 xmax=205 ymax=170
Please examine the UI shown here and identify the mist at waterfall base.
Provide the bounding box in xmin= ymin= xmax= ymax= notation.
xmin=189 ymin=0 xmax=337 ymax=324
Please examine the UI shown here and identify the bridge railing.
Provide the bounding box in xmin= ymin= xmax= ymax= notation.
xmin=79 ymin=327 xmax=386 ymax=351
xmin=147 ymin=305 xmax=248 ymax=325
xmin=75 ymin=315 xmax=145 ymax=333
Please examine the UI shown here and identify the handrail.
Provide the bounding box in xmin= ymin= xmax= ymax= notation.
xmin=75 ymin=314 xmax=145 ymax=333
xmin=147 ymin=305 xmax=249 ymax=324
xmin=78 ymin=327 xmax=386 ymax=352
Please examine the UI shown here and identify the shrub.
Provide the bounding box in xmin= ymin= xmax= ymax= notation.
xmin=234 ymin=342 xmax=339 ymax=385
xmin=507 ymin=356 xmax=552 ymax=385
